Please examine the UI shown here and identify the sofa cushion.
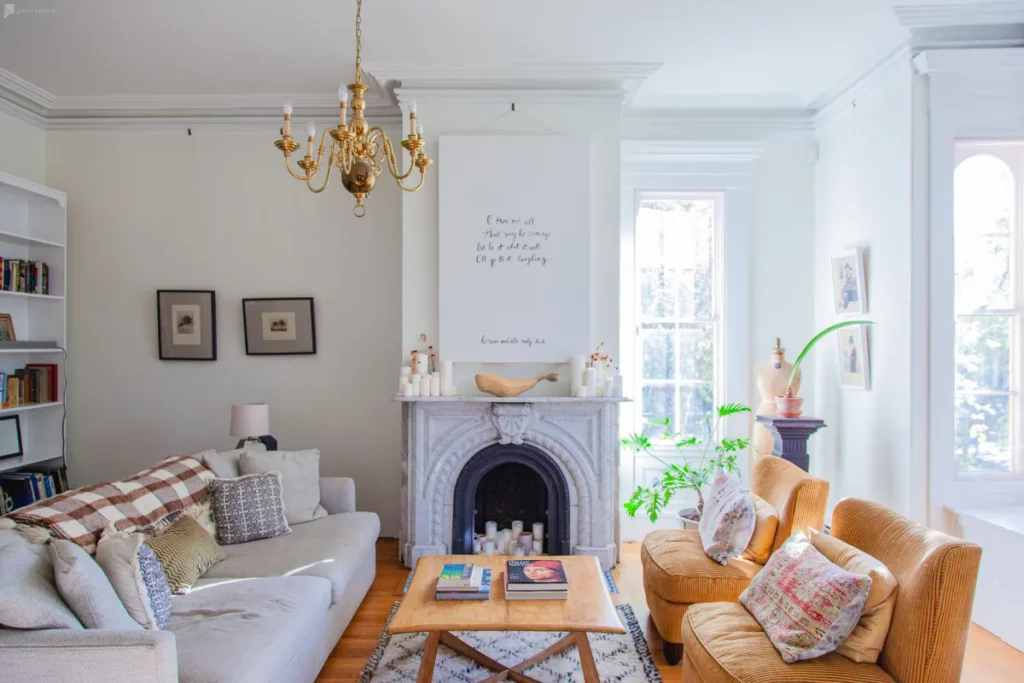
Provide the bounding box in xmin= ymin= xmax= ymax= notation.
xmin=641 ymin=529 xmax=761 ymax=604
xmin=167 ymin=576 xmax=331 ymax=683
xmin=238 ymin=450 xmax=327 ymax=525
xmin=95 ymin=530 xmax=172 ymax=630
xmin=145 ymin=517 xmax=226 ymax=594
xmin=200 ymin=511 xmax=380 ymax=603
xmin=208 ymin=472 xmax=291 ymax=545
xmin=50 ymin=539 xmax=141 ymax=630
xmin=740 ymin=493 xmax=779 ymax=565
xmin=680 ymin=602 xmax=895 ymax=683
xmin=699 ymin=473 xmax=756 ymax=565
xmin=0 ymin=542 xmax=82 ymax=629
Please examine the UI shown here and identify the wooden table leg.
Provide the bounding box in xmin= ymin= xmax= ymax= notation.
xmin=574 ymin=632 xmax=601 ymax=683
xmin=417 ymin=631 xmax=442 ymax=683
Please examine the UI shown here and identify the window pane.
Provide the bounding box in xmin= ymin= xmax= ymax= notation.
xmin=639 ymin=266 xmax=676 ymax=318
xmin=641 ymin=324 xmax=676 ymax=380
xmin=955 ymin=315 xmax=1011 ymax=392
xmin=955 ymin=235 xmax=1011 ymax=312
xmin=955 ymin=392 xmax=1012 ymax=473
xmin=955 ymin=154 xmax=1015 ymax=312
xmin=642 ymin=384 xmax=676 ymax=440
xmin=678 ymin=324 xmax=714 ymax=383
xmin=680 ymin=384 xmax=714 ymax=437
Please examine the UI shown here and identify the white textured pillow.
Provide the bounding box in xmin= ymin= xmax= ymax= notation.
xmin=0 ymin=542 xmax=82 ymax=629
xmin=51 ymin=539 xmax=141 ymax=630
xmin=698 ymin=472 xmax=756 ymax=565
xmin=202 ymin=448 xmax=250 ymax=479
xmin=238 ymin=449 xmax=326 ymax=525
xmin=95 ymin=529 xmax=172 ymax=629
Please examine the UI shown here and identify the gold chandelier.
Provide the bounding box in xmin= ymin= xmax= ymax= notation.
xmin=273 ymin=0 xmax=432 ymax=217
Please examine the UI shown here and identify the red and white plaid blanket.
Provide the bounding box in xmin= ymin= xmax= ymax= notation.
xmin=9 ymin=452 xmax=215 ymax=553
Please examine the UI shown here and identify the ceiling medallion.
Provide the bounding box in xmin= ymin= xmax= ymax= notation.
xmin=273 ymin=0 xmax=432 ymax=217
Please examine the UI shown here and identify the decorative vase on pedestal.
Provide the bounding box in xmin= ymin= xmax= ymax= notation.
xmin=754 ymin=338 xmax=801 ymax=455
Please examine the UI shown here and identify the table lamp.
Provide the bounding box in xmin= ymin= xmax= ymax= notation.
xmin=230 ymin=403 xmax=277 ymax=451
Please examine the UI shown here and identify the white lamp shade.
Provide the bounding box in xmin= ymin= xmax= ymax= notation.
xmin=230 ymin=403 xmax=269 ymax=438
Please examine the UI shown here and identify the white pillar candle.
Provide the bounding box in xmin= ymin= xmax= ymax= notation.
xmin=532 ymin=539 xmax=543 ymax=554
xmin=416 ymin=353 xmax=428 ymax=376
xmin=613 ymin=376 xmax=624 ymax=397
xmin=399 ymin=376 xmax=410 ymax=394
xmin=511 ymin=520 xmax=524 ymax=537
xmin=595 ymin=382 xmax=606 ymax=397
xmin=582 ymin=367 xmax=597 ymax=388
xmin=571 ymin=355 xmax=586 ymax=395
xmin=441 ymin=360 xmax=454 ymax=396
xmin=485 ymin=521 xmax=498 ymax=539
xmin=532 ymin=522 xmax=544 ymax=541
xmin=401 ymin=381 xmax=414 ymax=397
xmin=430 ymin=375 xmax=441 ymax=397
xmin=472 ymin=537 xmax=482 ymax=554
xmin=483 ymin=540 xmax=496 ymax=556
xmin=519 ymin=533 xmax=533 ymax=549
xmin=400 ymin=366 xmax=412 ymax=378
xmin=595 ymin=359 xmax=606 ymax=385
xmin=409 ymin=375 xmax=421 ymax=396
xmin=575 ymin=384 xmax=588 ymax=398
xmin=514 ymin=544 xmax=526 ymax=557
xmin=502 ymin=528 xmax=513 ymax=547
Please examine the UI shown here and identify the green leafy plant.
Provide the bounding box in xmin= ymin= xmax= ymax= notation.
xmin=623 ymin=403 xmax=752 ymax=523
xmin=786 ymin=320 xmax=876 ymax=392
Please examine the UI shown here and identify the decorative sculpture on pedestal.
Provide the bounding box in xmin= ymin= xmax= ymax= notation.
xmin=753 ymin=338 xmax=800 ymax=457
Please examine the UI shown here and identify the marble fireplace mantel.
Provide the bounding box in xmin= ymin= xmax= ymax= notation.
xmin=397 ymin=396 xmax=628 ymax=570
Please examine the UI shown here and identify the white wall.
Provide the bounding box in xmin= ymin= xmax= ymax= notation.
xmin=0 ymin=112 xmax=46 ymax=184
xmin=46 ymin=127 xmax=404 ymax=536
xmin=813 ymin=58 xmax=916 ymax=519
xmin=400 ymin=99 xmax=622 ymax=392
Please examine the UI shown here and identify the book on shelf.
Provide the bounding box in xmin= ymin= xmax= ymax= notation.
xmin=0 ymin=363 xmax=58 ymax=408
xmin=505 ymin=559 xmax=569 ymax=591
xmin=436 ymin=568 xmax=492 ymax=601
xmin=0 ymin=258 xmax=50 ymax=295
xmin=0 ymin=466 xmax=67 ymax=512
xmin=505 ymin=589 xmax=568 ymax=601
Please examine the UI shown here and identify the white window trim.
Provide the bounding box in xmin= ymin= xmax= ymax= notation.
xmin=619 ymin=140 xmax=757 ymax=535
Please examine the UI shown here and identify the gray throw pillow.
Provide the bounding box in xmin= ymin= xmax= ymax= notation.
xmin=0 ymin=541 xmax=83 ymax=629
xmin=95 ymin=530 xmax=172 ymax=630
xmin=208 ymin=471 xmax=291 ymax=545
xmin=238 ymin=449 xmax=326 ymax=525
xmin=202 ymin=448 xmax=250 ymax=479
xmin=50 ymin=539 xmax=141 ymax=630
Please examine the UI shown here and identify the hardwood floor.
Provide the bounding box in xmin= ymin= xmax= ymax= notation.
xmin=316 ymin=539 xmax=1024 ymax=682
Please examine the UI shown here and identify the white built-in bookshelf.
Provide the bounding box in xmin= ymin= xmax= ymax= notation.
xmin=0 ymin=171 xmax=66 ymax=474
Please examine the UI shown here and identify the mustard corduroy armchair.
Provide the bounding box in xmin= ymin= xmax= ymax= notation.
xmin=641 ymin=455 xmax=830 ymax=664
xmin=679 ymin=498 xmax=983 ymax=682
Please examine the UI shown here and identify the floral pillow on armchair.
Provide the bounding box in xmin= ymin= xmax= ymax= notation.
xmin=698 ymin=471 xmax=756 ymax=565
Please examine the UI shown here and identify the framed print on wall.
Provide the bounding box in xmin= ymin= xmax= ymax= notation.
xmin=831 ymin=248 xmax=867 ymax=315
xmin=157 ymin=290 xmax=217 ymax=361
xmin=242 ymin=297 xmax=316 ymax=355
xmin=838 ymin=324 xmax=871 ymax=390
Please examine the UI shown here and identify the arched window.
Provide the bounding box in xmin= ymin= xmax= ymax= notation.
xmin=954 ymin=149 xmax=1021 ymax=474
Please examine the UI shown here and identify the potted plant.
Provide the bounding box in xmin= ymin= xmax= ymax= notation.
xmin=622 ymin=403 xmax=751 ymax=523
xmin=776 ymin=320 xmax=874 ymax=418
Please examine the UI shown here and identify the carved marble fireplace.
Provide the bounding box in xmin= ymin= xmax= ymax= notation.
xmin=398 ymin=397 xmax=626 ymax=570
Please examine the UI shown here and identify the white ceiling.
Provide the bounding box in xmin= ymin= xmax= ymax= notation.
xmin=0 ymin=0 xmax=908 ymax=109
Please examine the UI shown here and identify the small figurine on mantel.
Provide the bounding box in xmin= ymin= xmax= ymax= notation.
xmin=753 ymin=337 xmax=801 ymax=457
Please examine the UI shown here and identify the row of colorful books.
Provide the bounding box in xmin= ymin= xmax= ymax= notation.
xmin=435 ymin=559 xmax=569 ymax=601
xmin=0 ymin=258 xmax=50 ymax=295
xmin=0 ymin=466 xmax=68 ymax=512
xmin=1 ymin=363 xmax=59 ymax=408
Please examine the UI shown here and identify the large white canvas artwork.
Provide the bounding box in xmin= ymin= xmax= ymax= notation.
xmin=438 ymin=136 xmax=591 ymax=362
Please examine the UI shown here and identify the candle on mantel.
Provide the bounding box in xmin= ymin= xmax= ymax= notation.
xmin=306 ymin=121 xmax=315 ymax=157
xmin=401 ymin=381 xmax=413 ymax=397
xmin=575 ymin=385 xmax=588 ymax=398
xmin=338 ymin=84 xmax=348 ymax=126
xmin=430 ymin=374 xmax=441 ymax=397
xmin=409 ymin=375 xmax=421 ymax=397
xmin=399 ymin=376 xmax=410 ymax=395
xmin=613 ymin=376 xmax=624 ymax=397
xmin=571 ymin=355 xmax=586 ymax=395
xmin=440 ymin=360 xmax=454 ymax=396
xmin=400 ymin=366 xmax=412 ymax=378
xmin=582 ymin=367 xmax=597 ymax=391
xmin=416 ymin=353 xmax=428 ymax=376
xmin=283 ymin=100 xmax=293 ymax=137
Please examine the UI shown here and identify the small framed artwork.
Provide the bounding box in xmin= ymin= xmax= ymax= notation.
xmin=0 ymin=414 xmax=23 ymax=460
xmin=157 ymin=290 xmax=217 ymax=361
xmin=242 ymin=298 xmax=316 ymax=356
xmin=831 ymin=248 xmax=867 ymax=315
xmin=0 ymin=314 xmax=16 ymax=341
xmin=838 ymin=324 xmax=871 ymax=390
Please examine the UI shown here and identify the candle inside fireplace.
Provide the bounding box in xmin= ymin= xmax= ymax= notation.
xmin=485 ymin=521 xmax=497 ymax=539
xmin=532 ymin=522 xmax=544 ymax=541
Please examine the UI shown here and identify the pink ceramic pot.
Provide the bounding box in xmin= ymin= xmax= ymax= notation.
xmin=775 ymin=394 xmax=804 ymax=418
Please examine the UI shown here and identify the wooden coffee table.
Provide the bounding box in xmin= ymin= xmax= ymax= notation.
xmin=389 ymin=555 xmax=624 ymax=683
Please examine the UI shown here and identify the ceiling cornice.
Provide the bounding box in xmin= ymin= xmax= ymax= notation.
xmin=894 ymin=2 xmax=1024 ymax=28
xmin=913 ymin=45 xmax=1024 ymax=73
xmin=812 ymin=45 xmax=912 ymax=129
xmin=621 ymin=139 xmax=767 ymax=164
xmin=621 ymin=109 xmax=814 ymax=140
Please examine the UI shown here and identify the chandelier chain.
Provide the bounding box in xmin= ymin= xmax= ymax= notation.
xmin=354 ymin=0 xmax=362 ymax=84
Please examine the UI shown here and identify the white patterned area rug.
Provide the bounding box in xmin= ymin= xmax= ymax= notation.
xmin=360 ymin=603 xmax=661 ymax=683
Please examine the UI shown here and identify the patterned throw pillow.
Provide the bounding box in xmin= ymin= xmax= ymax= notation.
xmin=95 ymin=529 xmax=172 ymax=629
xmin=145 ymin=516 xmax=226 ymax=594
xmin=740 ymin=531 xmax=872 ymax=663
xmin=208 ymin=471 xmax=291 ymax=545
xmin=698 ymin=472 xmax=756 ymax=565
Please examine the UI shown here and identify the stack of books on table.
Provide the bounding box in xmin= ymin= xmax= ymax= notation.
xmin=504 ymin=559 xmax=568 ymax=600
xmin=435 ymin=563 xmax=492 ymax=601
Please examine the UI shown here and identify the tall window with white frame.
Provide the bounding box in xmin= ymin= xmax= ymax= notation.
xmin=953 ymin=142 xmax=1024 ymax=474
xmin=634 ymin=192 xmax=723 ymax=441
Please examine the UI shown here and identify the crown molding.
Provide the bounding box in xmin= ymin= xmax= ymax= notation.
xmin=372 ymin=62 xmax=661 ymax=108
xmin=812 ymin=45 xmax=913 ymax=129
xmin=894 ymin=2 xmax=1024 ymax=29
xmin=621 ymin=108 xmax=814 ymax=140
xmin=913 ymin=45 xmax=1024 ymax=73
xmin=621 ymin=139 xmax=767 ymax=164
